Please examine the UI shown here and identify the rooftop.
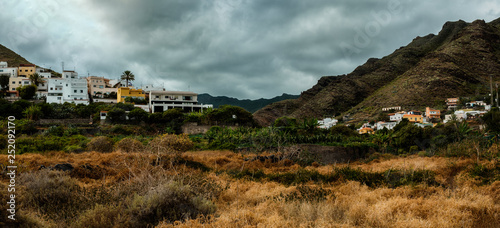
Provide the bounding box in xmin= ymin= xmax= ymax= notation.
xmin=150 ymin=90 xmax=197 ymax=96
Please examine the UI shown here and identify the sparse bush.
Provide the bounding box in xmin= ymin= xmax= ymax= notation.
xmin=116 ymin=137 xmax=144 ymax=153
xmin=87 ymin=136 xmax=114 ymax=152
xmin=127 ymin=181 xmax=216 ymax=226
xmin=19 ymin=170 xmax=91 ymax=220
xmin=148 ymin=134 xmax=194 ymax=156
xmin=74 ymin=204 xmax=124 ymax=228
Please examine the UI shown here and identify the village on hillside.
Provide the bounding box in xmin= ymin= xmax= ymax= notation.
xmin=0 ymin=62 xmax=213 ymax=114
xmin=318 ymin=98 xmax=494 ymax=133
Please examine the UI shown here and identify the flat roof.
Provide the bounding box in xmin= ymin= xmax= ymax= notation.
xmin=150 ymin=90 xmax=197 ymax=96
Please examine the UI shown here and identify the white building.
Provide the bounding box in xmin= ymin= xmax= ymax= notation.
xmin=0 ymin=62 xmax=18 ymax=78
xmin=149 ymin=90 xmax=212 ymax=113
xmin=36 ymin=67 xmax=52 ymax=96
xmin=376 ymin=121 xmax=397 ymax=130
xmin=389 ymin=112 xmax=405 ymax=122
xmin=140 ymin=84 xmax=157 ymax=93
xmin=318 ymin=118 xmax=338 ymax=129
xmin=443 ymin=110 xmax=488 ymax=123
xmin=46 ymin=71 xmax=89 ymax=105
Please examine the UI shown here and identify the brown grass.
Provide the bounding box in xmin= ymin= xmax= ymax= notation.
xmin=1 ymin=149 xmax=499 ymax=227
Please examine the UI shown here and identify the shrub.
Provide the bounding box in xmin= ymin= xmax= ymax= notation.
xmin=87 ymin=136 xmax=114 ymax=153
xmin=116 ymin=137 xmax=144 ymax=153
xmin=148 ymin=134 xmax=194 ymax=156
xmin=45 ymin=125 xmax=65 ymax=136
xmin=127 ymin=181 xmax=216 ymax=226
xmin=64 ymin=145 xmax=84 ymax=153
xmin=74 ymin=204 xmax=123 ymax=228
xmin=19 ymin=170 xmax=91 ymax=220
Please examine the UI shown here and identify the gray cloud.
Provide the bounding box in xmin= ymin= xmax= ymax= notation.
xmin=0 ymin=0 xmax=499 ymax=99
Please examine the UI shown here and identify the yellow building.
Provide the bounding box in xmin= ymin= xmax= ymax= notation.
xmin=17 ymin=64 xmax=36 ymax=78
xmin=358 ymin=127 xmax=375 ymax=134
xmin=117 ymin=87 xmax=145 ymax=103
xmin=403 ymin=114 xmax=423 ymax=123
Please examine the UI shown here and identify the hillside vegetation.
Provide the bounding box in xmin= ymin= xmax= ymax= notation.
xmin=254 ymin=19 xmax=500 ymax=126
xmin=0 ymin=44 xmax=32 ymax=67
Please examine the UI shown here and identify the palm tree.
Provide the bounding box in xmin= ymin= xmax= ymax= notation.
xmin=29 ymin=73 xmax=45 ymax=86
xmin=120 ymin=70 xmax=135 ymax=87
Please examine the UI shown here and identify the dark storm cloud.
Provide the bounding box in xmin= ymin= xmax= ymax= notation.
xmin=0 ymin=0 xmax=499 ymax=99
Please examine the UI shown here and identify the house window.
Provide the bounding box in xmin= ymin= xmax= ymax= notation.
xmin=66 ymin=84 xmax=68 ymax=86
xmin=80 ymin=90 xmax=83 ymax=93
xmin=50 ymin=88 xmax=53 ymax=90
xmin=74 ymin=90 xmax=77 ymax=93
xmin=12 ymin=81 xmax=15 ymax=84
xmin=93 ymin=85 xmax=96 ymax=87
xmin=155 ymin=96 xmax=159 ymax=98
xmin=57 ymin=97 xmax=61 ymax=100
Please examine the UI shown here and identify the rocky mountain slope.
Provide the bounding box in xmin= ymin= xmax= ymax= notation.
xmin=254 ymin=18 xmax=500 ymax=126
xmin=0 ymin=44 xmax=32 ymax=67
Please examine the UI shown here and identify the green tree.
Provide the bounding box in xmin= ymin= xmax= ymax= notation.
xmin=23 ymin=105 xmax=43 ymax=121
xmin=29 ymin=73 xmax=45 ymax=86
xmin=0 ymin=75 xmax=9 ymax=92
xmin=107 ymin=107 xmax=126 ymax=123
xmin=482 ymin=108 xmax=500 ymax=133
xmin=120 ymin=70 xmax=135 ymax=87
xmin=18 ymin=85 xmax=37 ymax=100
xmin=128 ymin=108 xmax=148 ymax=122
xmin=207 ymin=105 xmax=255 ymax=126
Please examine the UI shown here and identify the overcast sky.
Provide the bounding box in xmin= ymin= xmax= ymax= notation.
xmin=1 ymin=0 xmax=499 ymax=99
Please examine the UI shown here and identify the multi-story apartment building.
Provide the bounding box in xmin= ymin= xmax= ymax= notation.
xmin=17 ymin=64 xmax=36 ymax=78
xmin=117 ymin=87 xmax=145 ymax=103
xmin=87 ymin=76 xmax=117 ymax=98
xmin=0 ymin=61 xmax=18 ymax=78
xmin=149 ymin=90 xmax=213 ymax=113
xmin=8 ymin=77 xmax=31 ymax=91
xmin=46 ymin=71 xmax=89 ymax=104
xmin=36 ymin=67 xmax=52 ymax=96
xmin=446 ymin=98 xmax=459 ymax=109
xmin=425 ymin=107 xmax=441 ymax=119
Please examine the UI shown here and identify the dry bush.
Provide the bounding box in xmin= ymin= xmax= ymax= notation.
xmin=126 ymin=181 xmax=216 ymax=227
xmin=148 ymin=134 xmax=194 ymax=157
xmin=73 ymin=204 xmax=124 ymax=228
xmin=115 ymin=137 xmax=145 ymax=153
xmin=86 ymin=136 xmax=114 ymax=153
xmin=19 ymin=169 xmax=92 ymax=221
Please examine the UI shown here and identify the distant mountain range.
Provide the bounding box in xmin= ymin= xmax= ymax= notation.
xmin=253 ymin=18 xmax=500 ymax=126
xmin=197 ymin=93 xmax=299 ymax=113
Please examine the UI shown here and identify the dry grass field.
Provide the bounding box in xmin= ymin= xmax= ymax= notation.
xmin=1 ymin=148 xmax=499 ymax=227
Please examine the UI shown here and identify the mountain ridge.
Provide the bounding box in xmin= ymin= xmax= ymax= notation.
xmin=0 ymin=44 xmax=32 ymax=67
xmin=253 ymin=18 xmax=500 ymax=126
xmin=198 ymin=93 xmax=299 ymax=113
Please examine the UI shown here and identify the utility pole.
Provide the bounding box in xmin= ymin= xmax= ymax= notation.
xmin=496 ymin=82 xmax=499 ymax=107
xmin=490 ymin=75 xmax=494 ymax=106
